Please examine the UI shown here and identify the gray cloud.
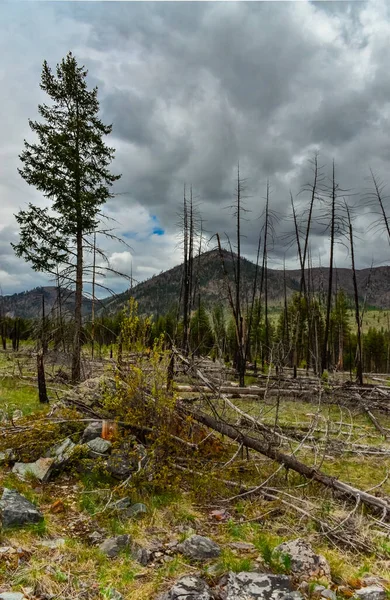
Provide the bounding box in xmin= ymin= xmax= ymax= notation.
xmin=2 ymin=1 xmax=390 ymax=295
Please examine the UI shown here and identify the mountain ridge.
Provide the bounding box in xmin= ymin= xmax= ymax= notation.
xmin=3 ymin=249 xmax=390 ymax=319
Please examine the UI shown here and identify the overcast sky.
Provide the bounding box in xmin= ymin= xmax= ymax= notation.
xmin=1 ymin=0 xmax=390 ymax=297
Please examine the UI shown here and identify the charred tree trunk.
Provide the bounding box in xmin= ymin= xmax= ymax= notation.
xmin=322 ymin=160 xmax=336 ymax=374
xmin=236 ymin=166 xmax=245 ymax=387
xmin=42 ymin=293 xmax=48 ymax=355
xmin=182 ymin=185 xmax=190 ymax=355
xmin=263 ymin=182 xmax=270 ymax=364
xmin=37 ymin=349 xmax=49 ymax=403
xmin=56 ymin=268 xmax=65 ymax=353
xmin=91 ymin=230 xmax=97 ymax=360
xmin=346 ymin=203 xmax=363 ymax=385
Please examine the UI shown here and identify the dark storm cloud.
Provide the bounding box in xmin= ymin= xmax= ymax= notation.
xmin=2 ymin=1 xmax=390 ymax=294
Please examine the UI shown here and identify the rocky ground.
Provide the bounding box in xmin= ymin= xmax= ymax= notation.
xmin=0 ymin=411 xmax=388 ymax=600
xmin=1 ymin=360 xmax=390 ymax=600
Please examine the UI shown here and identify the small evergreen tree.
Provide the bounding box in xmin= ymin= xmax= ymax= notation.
xmin=12 ymin=53 xmax=120 ymax=382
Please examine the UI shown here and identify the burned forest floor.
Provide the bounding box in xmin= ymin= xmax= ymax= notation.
xmin=1 ymin=346 xmax=390 ymax=600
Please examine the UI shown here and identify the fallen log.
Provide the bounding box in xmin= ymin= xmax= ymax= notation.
xmin=176 ymin=384 xmax=320 ymax=397
xmin=174 ymin=349 xmax=390 ymax=518
xmin=362 ymin=404 xmax=389 ymax=439
xmin=180 ymin=403 xmax=390 ymax=517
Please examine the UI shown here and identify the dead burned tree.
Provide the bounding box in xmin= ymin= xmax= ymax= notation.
xmin=180 ymin=185 xmax=197 ymax=356
xmin=37 ymin=349 xmax=49 ymax=404
xmin=300 ymin=153 xmax=325 ymax=293
xmin=260 ymin=181 xmax=271 ymax=365
xmin=216 ymin=166 xmax=247 ymax=386
xmin=91 ymin=230 xmax=97 ymax=360
xmin=345 ymin=202 xmax=363 ymax=385
xmin=234 ymin=165 xmax=245 ymax=386
xmin=321 ymin=161 xmax=337 ymax=374
xmin=290 ymin=193 xmax=304 ymax=377
xmin=182 ymin=185 xmax=190 ymax=355
xmin=254 ymin=181 xmax=278 ymax=371
xmin=368 ymin=170 xmax=390 ymax=243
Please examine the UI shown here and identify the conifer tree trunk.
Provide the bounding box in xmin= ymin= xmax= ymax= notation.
xmin=72 ymin=225 xmax=83 ymax=383
xmin=72 ymin=98 xmax=83 ymax=384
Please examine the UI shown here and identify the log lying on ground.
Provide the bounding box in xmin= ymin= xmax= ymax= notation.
xmin=174 ymin=349 xmax=390 ymax=518
xmin=179 ymin=403 xmax=390 ymax=517
xmin=176 ymin=384 xmax=320 ymax=396
xmin=362 ymin=404 xmax=389 ymax=439
xmin=176 ymin=383 xmax=390 ymax=402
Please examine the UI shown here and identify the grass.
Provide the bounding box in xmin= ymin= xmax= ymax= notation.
xmin=216 ymin=549 xmax=253 ymax=574
xmin=1 ymin=365 xmax=390 ymax=598
xmin=0 ymin=377 xmax=48 ymax=416
xmin=264 ymin=307 xmax=390 ymax=337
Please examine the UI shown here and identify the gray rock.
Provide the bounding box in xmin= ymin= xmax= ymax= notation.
xmin=12 ymin=457 xmax=54 ymax=482
xmin=108 ymin=497 xmax=132 ymax=511
xmin=131 ymin=543 xmax=152 ymax=566
xmin=12 ymin=438 xmax=77 ymax=483
xmin=86 ymin=437 xmax=112 ymax=457
xmin=0 ymin=488 xmax=44 ymax=528
xmin=0 ymin=449 xmax=16 ymax=464
xmin=220 ymin=572 xmax=301 ymax=600
xmin=45 ymin=437 xmax=76 ymax=468
xmin=106 ymin=441 xmax=137 ymax=479
xmin=160 ymin=576 xmax=211 ymax=600
xmin=88 ymin=531 xmax=104 ymax=545
xmin=274 ymin=539 xmax=330 ymax=579
xmin=228 ymin=542 xmax=256 ymax=551
xmin=177 ymin=534 xmax=221 ymax=560
xmin=106 ymin=441 xmax=146 ymax=479
xmin=99 ymin=534 xmax=131 ymax=558
xmin=62 ymin=376 xmax=116 ymax=416
xmin=0 ymin=593 xmax=25 ymax=600
xmin=81 ymin=421 xmax=102 ymax=443
xmin=127 ymin=502 xmax=148 ymax=518
xmin=320 ymin=590 xmax=336 ymax=600
xmin=355 ymin=586 xmax=387 ymax=600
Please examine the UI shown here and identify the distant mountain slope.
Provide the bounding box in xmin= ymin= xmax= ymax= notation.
xmin=4 ymin=252 xmax=390 ymax=319
xmin=0 ymin=286 xmax=92 ymax=319
xmin=102 ymin=249 xmax=293 ymax=316
xmin=103 ymin=249 xmax=390 ymax=316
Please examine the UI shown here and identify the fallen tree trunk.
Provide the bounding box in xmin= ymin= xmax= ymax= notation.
xmin=180 ymin=403 xmax=390 ymax=516
xmin=176 ymin=384 xmax=320 ymax=396
xmin=363 ymin=404 xmax=389 ymax=439
xmin=174 ymin=349 xmax=390 ymax=518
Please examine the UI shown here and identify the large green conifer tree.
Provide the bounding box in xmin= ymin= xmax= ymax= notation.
xmin=13 ymin=52 xmax=120 ymax=382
